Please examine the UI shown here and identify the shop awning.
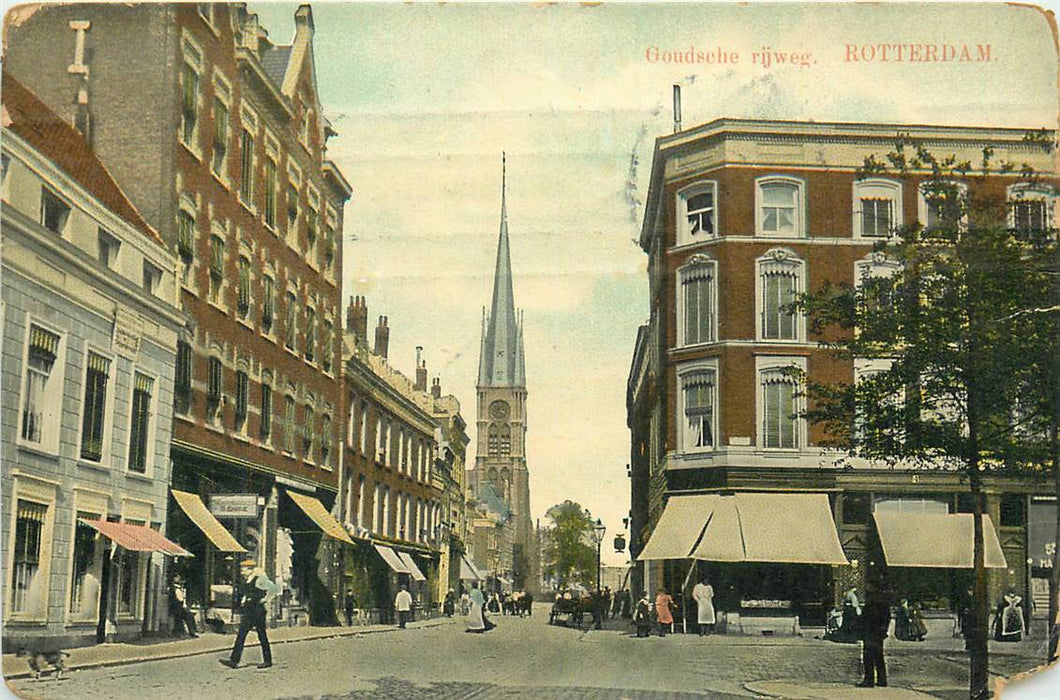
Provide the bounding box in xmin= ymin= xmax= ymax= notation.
xmin=287 ymin=491 xmax=354 ymax=545
xmin=636 ymin=494 xmax=716 ymax=561
xmin=374 ymin=544 xmax=410 ymax=573
xmin=873 ymin=511 xmax=1008 ymax=569
xmin=460 ymin=555 xmax=485 ymax=581
xmin=80 ymin=519 xmax=192 ymax=556
xmin=638 ymin=493 xmax=848 ymax=565
xmin=693 ymin=493 xmax=849 ymax=565
xmin=396 ymin=551 xmax=427 ymax=581
xmin=171 ymin=490 xmax=246 ymax=553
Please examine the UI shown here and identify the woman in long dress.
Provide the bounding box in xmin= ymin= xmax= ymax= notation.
xmin=692 ymin=577 xmax=715 ymax=635
xmin=655 ymin=588 xmax=674 ymax=637
xmin=467 ymin=582 xmax=486 ymax=633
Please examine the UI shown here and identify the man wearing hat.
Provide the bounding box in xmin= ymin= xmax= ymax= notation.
xmin=219 ymin=558 xmax=276 ymax=669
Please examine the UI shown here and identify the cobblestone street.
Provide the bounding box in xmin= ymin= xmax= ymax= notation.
xmin=5 ymin=608 xmax=1052 ymax=699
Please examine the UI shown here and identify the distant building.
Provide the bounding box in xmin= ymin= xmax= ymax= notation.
xmin=428 ymin=381 xmax=471 ymax=600
xmin=340 ymin=298 xmax=446 ymax=618
xmin=2 ymin=75 xmax=184 ymax=648
xmin=471 ymin=157 xmax=534 ymax=590
xmin=628 ymin=117 xmax=1056 ymax=626
xmin=4 ymin=3 xmax=352 ymax=625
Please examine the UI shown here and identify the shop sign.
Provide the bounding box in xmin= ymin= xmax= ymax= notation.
xmin=1029 ymin=499 xmax=1057 ymax=571
xmin=209 ymin=494 xmax=259 ymax=518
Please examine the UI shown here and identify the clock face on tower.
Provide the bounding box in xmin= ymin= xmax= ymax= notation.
xmin=489 ymin=400 xmax=510 ymax=420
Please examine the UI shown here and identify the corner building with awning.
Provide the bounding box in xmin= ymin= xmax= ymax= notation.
xmin=627 ymin=117 xmax=1056 ymax=630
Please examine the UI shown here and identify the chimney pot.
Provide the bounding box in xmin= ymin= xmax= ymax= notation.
xmin=374 ymin=314 xmax=390 ymax=358
xmin=415 ymin=352 xmax=428 ymax=392
xmin=431 ymin=377 xmax=441 ymax=399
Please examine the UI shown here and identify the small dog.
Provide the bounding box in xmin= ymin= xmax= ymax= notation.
xmin=15 ymin=648 xmax=70 ymax=681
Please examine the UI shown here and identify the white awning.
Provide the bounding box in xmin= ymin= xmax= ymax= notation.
xmin=639 ymin=492 xmax=848 ymax=565
xmin=374 ymin=544 xmax=410 ymax=573
xmin=636 ymin=494 xmax=716 ymax=561
xmin=397 ymin=551 xmax=426 ymax=581
xmin=460 ymin=555 xmax=485 ymax=581
xmin=873 ymin=511 xmax=1008 ymax=569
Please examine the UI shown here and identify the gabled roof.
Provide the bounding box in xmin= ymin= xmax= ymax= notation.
xmin=260 ymin=45 xmax=292 ymax=87
xmin=1 ymin=73 xmax=161 ymax=245
xmin=478 ymin=482 xmax=512 ymax=521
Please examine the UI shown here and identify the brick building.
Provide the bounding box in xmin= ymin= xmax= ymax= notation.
xmin=627 ymin=117 xmax=1056 ymax=629
xmin=339 ymin=298 xmax=447 ymax=619
xmin=4 ymin=3 xmax=352 ymax=625
xmin=2 ymin=75 xmax=185 ymax=648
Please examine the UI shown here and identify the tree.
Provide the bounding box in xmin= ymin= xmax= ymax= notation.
xmin=795 ymin=138 xmax=1056 ymax=699
xmin=542 ymin=500 xmax=598 ymax=589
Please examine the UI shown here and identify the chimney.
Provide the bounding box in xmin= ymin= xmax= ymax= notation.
xmin=431 ymin=377 xmax=442 ymax=399
xmin=294 ymin=4 xmax=315 ymax=40
xmin=373 ymin=316 xmax=389 ymax=359
xmin=346 ymin=295 xmax=368 ymax=341
xmin=673 ymin=84 xmax=682 ymax=133
xmin=74 ymin=77 xmax=92 ymax=146
xmin=415 ymin=347 xmax=428 ymax=391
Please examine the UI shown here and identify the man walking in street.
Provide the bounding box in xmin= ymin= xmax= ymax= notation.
xmin=395 ymin=584 xmax=413 ymax=629
xmin=219 ymin=559 xmax=276 ymax=670
xmin=857 ymin=589 xmax=892 ymax=688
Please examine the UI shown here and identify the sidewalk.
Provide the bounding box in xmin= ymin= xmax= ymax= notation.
xmin=2 ymin=616 xmax=456 ymax=680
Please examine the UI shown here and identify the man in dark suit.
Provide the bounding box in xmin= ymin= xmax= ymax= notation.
xmin=857 ymin=589 xmax=892 ymax=688
xmin=219 ymin=559 xmax=275 ymax=669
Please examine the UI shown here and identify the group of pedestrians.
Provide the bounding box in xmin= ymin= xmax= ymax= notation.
xmin=632 ymin=577 xmax=716 ymax=638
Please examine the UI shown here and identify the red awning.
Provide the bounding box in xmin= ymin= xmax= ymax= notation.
xmin=80 ymin=519 xmax=192 ymax=557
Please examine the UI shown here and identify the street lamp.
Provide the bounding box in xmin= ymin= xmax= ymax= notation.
xmin=591 ymin=518 xmax=606 ymax=591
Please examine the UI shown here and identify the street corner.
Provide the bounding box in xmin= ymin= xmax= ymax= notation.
xmin=744 ymin=680 xmax=937 ymax=699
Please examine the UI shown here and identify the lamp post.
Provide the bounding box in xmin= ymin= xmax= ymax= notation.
xmin=592 ymin=518 xmax=606 ymax=591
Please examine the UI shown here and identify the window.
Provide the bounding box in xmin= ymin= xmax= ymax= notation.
xmin=1000 ymin=494 xmax=1026 ymax=527
xmin=211 ymin=98 xmax=228 ymax=177
xmin=759 ymin=363 xmax=803 ymax=450
xmin=175 ymin=340 xmax=192 ymax=414
xmin=855 ymin=254 xmax=901 ymax=317
xmin=842 ymin=493 xmax=872 ymax=525
xmin=1008 ymin=185 xmax=1052 ymax=240
xmin=320 ymin=414 xmax=332 ymax=465
xmin=79 ymin=352 xmax=110 ymax=462
xmin=677 ymin=183 xmax=717 ymax=245
xmin=1014 ymin=200 xmax=1046 ymax=233
xmin=853 ymin=179 xmax=902 ymax=238
xmin=142 ymin=260 xmax=162 ymax=296
xmin=376 ymin=416 xmax=386 ymax=461
xmin=500 ymin=424 xmax=512 ymax=456
xmin=260 ymin=380 xmax=273 ymax=441
xmin=306 ymin=205 xmax=318 ymax=251
xmin=918 ymin=180 xmax=967 ymax=230
xmin=10 ymin=500 xmax=48 ymax=614
xmin=207 ymin=356 xmax=222 ymax=422
xmin=177 ymin=209 xmax=195 ymax=264
xmin=21 ymin=325 xmax=60 ymax=444
xmin=234 ymin=370 xmax=248 ymax=432
xmin=197 ymin=3 xmax=214 ymax=26
xmin=359 ymin=402 xmax=368 ymax=455
xmin=127 ymin=373 xmax=153 ymax=473
xmin=323 ymin=225 xmax=336 ymax=270
xmin=180 ymin=62 xmax=199 ymax=146
xmin=322 ymin=320 xmax=333 ymax=374
xmin=208 ymin=235 xmax=224 ymax=305
xmin=488 ymin=423 xmax=499 ymax=457
xmin=239 ymin=128 xmax=254 ymax=205
xmin=262 ymin=275 xmax=275 ymax=334
xmin=757 ymin=250 xmax=803 ymax=341
xmin=41 ymin=187 xmax=71 ymax=234
xmin=98 ymin=229 xmax=121 ymax=269
xmin=302 ymin=405 xmax=314 ymax=456
xmin=287 ymin=183 xmax=299 ymax=230
xmin=263 ymin=159 xmax=277 ymax=230
xmin=756 ymin=177 xmax=804 ymax=237
xmin=115 ymin=545 xmax=139 ymax=615
xmin=69 ymin=513 xmax=101 ymax=618
xmin=678 ymin=256 xmax=716 ymax=346
xmin=305 ymin=308 xmax=316 ymax=363
xmin=680 ymin=367 xmax=716 ymax=452
xmin=284 ymin=395 xmax=296 ymax=452
xmin=237 ymin=256 xmax=251 ymax=319
xmin=285 ymin=292 xmax=297 ymax=351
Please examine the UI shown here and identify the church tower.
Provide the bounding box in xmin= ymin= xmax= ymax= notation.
xmin=474 ymin=154 xmax=532 ymax=573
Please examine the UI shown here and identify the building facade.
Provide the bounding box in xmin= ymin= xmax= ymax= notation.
xmin=628 ymin=118 xmax=1056 ymax=624
xmin=4 ymin=3 xmax=352 ymax=625
xmin=471 ymin=160 xmax=533 ymax=587
xmin=340 ymin=298 xmax=445 ymax=618
xmin=2 ymin=75 xmax=184 ymax=648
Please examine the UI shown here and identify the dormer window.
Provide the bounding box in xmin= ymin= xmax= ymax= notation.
xmin=676 ymin=182 xmax=717 ymax=246
xmin=98 ymin=229 xmax=121 ymax=269
xmin=41 ymin=188 xmax=71 ymax=235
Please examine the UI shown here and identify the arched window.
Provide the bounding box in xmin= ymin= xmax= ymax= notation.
xmin=488 ymin=423 xmax=500 ymax=457
xmin=678 ymin=255 xmax=717 ymax=346
xmin=755 ymin=176 xmax=805 ymax=238
xmin=499 ymin=424 xmax=511 ymax=456
xmin=756 ymin=248 xmax=805 ymax=342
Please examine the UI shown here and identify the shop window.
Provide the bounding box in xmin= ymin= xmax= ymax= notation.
xmin=69 ymin=513 xmax=101 ymax=618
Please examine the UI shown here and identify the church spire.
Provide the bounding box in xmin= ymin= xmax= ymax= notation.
xmin=478 ymin=153 xmax=522 ymax=388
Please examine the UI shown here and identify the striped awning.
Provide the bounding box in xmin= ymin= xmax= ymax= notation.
xmin=374 ymin=544 xmax=409 ymax=573
xmin=29 ymin=325 xmax=59 ymax=357
xmin=396 ymin=551 xmax=426 ymax=581
xmin=171 ymin=490 xmax=245 ymax=553
xmin=287 ymin=491 xmax=354 ymax=544
xmin=80 ymin=519 xmax=191 ymax=556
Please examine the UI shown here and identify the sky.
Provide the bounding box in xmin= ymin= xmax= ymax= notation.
xmin=250 ymin=1 xmax=1057 ymax=566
